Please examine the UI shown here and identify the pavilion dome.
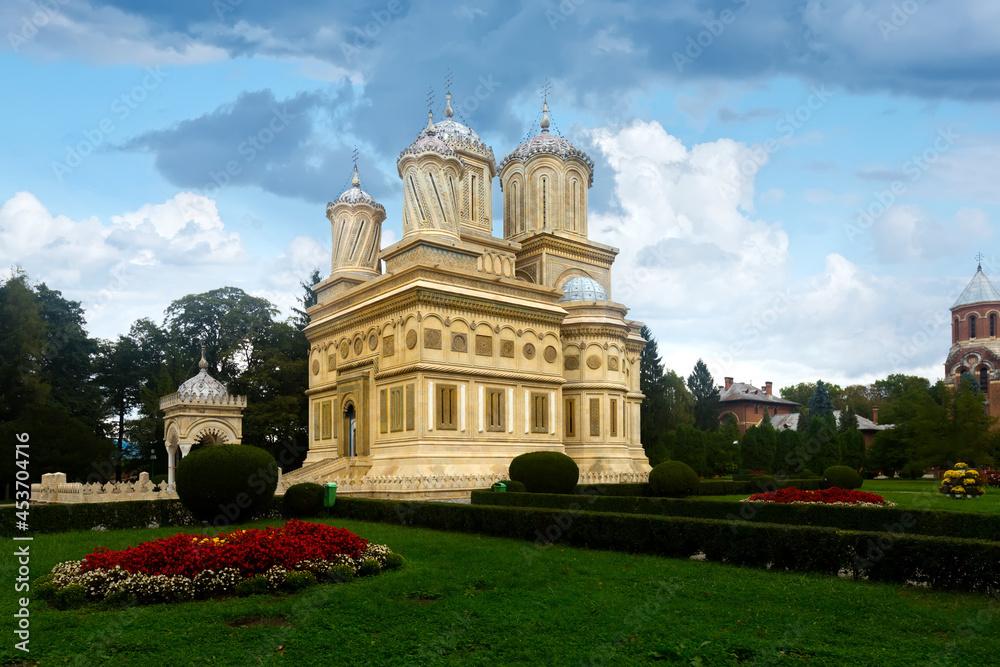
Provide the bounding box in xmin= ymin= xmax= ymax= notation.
xmin=177 ymin=348 xmax=229 ymax=400
xmin=399 ymin=111 xmax=460 ymax=161
xmin=416 ymin=93 xmax=496 ymax=170
xmin=558 ymin=276 xmax=608 ymax=302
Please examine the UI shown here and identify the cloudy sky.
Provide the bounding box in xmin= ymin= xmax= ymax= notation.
xmin=3 ymin=0 xmax=999 ymax=391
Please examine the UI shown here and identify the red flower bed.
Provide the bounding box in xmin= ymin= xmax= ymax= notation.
xmin=80 ymin=520 xmax=368 ymax=577
xmin=745 ymin=487 xmax=891 ymax=506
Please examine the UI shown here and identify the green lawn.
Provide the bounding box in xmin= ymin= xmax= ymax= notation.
xmin=689 ymin=479 xmax=1000 ymax=514
xmin=2 ymin=517 xmax=998 ymax=666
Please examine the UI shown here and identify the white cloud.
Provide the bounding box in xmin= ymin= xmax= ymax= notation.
xmin=588 ymin=120 xmax=956 ymax=389
xmin=871 ymin=205 xmax=992 ymax=263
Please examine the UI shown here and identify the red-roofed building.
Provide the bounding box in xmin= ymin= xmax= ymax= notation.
xmin=718 ymin=378 xmax=800 ymax=434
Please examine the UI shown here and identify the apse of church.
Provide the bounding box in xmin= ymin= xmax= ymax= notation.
xmin=944 ymin=263 xmax=1000 ymax=417
xmin=288 ymin=93 xmax=649 ymax=498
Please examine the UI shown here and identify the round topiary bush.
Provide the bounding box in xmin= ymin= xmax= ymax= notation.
xmin=496 ymin=479 xmax=527 ymax=493
xmin=175 ymin=444 xmax=278 ymax=524
xmin=283 ymin=482 xmax=325 ymax=518
xmin=648 ymin=460 xmax=699 ymax=497
xmin=508 ymin=451 xmax=579 ymax=494
xmin=823 ymin=465 xmax=863 ymax=490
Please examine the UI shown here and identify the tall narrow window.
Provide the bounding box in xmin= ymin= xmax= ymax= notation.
xmin=313 ymin=402 xmax=321 ymax=441
xmin=991 ymin=314 xmax=996 ymax=337
xmin=954 ymin=317 xmax=960 ymax=343
xmin=541 ymin=177 xmax=547 ymax=228
xmin=610 ymin=398 xmax=618 ymax=437
xmin=390 ymin=387 xmax=404 ymax=432
xmin=471 ymin=174 xmax=478 ymax=221
xmin=321 ymin=401 xmax=332 ymax=440
xmin=565 ymin=398 xmax=576 ymax=437
xmin=981 ymin=367 xmax=990 ymax=394
xmin=437 ymin=384 xmax=458 ymax=430
xmin=589 ymin=398 xmax=601 ymax=436
xmin=486 ymin=388 xmax=505 ymax=432
xmin=379 ymin=390 xmax=388 ymax=434
xmin=531 ymin=392 xmax=549 ymax=433
xmin=569 ymin=179 xmax=578 ymax=231
xmin=971 ymin=315 xmax=977 ymax=339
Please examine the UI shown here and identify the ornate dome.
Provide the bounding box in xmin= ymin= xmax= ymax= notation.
xmin=330 ymin=166 xmax=384 ymax=212
xmin=177 ymin=347 xmax=229 ymax=400
xmin=399 ymin=111 xmax=460 ymax=160
xmin=558 ymin=276 xmax=608 ymax=302
xmin=499 ymin=102 xmax=595 ymax=184
xmin=416 ymin=93 xmax=496 ymax=170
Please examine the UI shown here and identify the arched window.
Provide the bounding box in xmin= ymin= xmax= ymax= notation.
xmin=513 ymin=182 xmax=522 ymax=232
xmin=569 ymin=178 xmax=578 ymax=231
xmin=970 ymin=315 xmax=977 ymax=339
xmin=541 ymin=176 xmax=548 ymax=228
xmin=991 ymin=314 xmax=996 ymax=337
xmin=954 ymin=317 xmax=959 ymax=343
xmin=981 ymin=367 xmax=990 ymax=394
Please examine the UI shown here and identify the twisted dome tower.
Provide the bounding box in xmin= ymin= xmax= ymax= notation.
xmin=397 ymin=111 xmax=466 ymax=240
xmin=327 ymin=165 xmax=386 ymax=279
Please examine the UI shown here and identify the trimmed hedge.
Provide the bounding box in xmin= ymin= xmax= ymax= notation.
xmin=471 ymin=490 xmax=1000 ymax=542
xmin=176 ymin=444 xmax=279 ymax=523
xmin=332 ymin=497 xmax=1000 ymax=595
xmin=508 ymin=451 xmax=579 ymax=494
xmin=0 ymin=497 xmax=284 ymax=537
xmin=574 ymin=479 xmax=825 ymax=497
xmin=283 ymin=482 xmax=325 ymax=518
xmin=649 ymin=461 xmax=699 ymax=497
xmin=824 ymin=466 xmax=864 ymax=490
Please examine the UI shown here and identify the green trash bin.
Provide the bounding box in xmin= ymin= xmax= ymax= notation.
xmin=324 ymin=482 xmax=338 ymax=512
xmin=492 ymin=482 xmax=506 ymax=493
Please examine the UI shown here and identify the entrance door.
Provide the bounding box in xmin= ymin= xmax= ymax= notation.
xmin=345 ymin=404 xmax=357 ymax=457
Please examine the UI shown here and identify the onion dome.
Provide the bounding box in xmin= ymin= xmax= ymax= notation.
xmin=329 ymin=165 xmax=385 ymax=213
xmin=177 ymin=346 xmax=230 ymax=399
xmin=499 ymin=102 xmax=595 ymax=185
xmin=416 ymin=93 xmax=496 ymax=171
xmin=558 ymin=276 xmax=608 ymax=302
xmin=399 ymin=111 xmax=459 ymax=160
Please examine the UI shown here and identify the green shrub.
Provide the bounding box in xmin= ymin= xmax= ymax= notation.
xmin=283 ymin=483 xmax=325 ymax=518
xmin=175 ymin=444 xmax=278 ymax=524
xmin=54 ymin=583 xmax=87 ymax=610
xmin=236 ymin=575 xmax=270 ymax=597
xmin=495 ymin=479 xmax=528 ymax=493
xmin=327 ymin=564 xmax=354 ymax=583
xmin=823 ymin=465 xmax=863 ymax=490
xmin=358 ymin=558 xmax=382 ymax=577
xmin=508 ymin=451 xmax=579 ymax=494
xmin=102 ymin=589 xmax=137 ymax=608
xmin=35 ymin=582 xmax=56 ymax=601
xmin=282 ymin=571 xmax=317 ymax=592
xmin=900 ymin=463 xmax=925 ymax=480
xmin=383 ymin=553 xmax=405 ymax=571
xmin=648 ymin=461 xmax=699 ymax=497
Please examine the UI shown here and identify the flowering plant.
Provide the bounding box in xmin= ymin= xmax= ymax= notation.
xmin=939 ymin=464 xmax=985 ymax=498
xmin=743 ymin=487 xmax=894 ymax=507
xmin=36 ymin=520 xmax=401 ymax=607
xmin=984 ymin=469 xmax=1000 ymax=488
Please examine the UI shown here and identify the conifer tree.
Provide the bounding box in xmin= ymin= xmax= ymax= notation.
xmin=687 ymin=359 xmax=720 ymax=432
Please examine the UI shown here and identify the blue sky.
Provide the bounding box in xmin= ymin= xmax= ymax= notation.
xmin=3 ymin=0 xmax=1000 ymax=392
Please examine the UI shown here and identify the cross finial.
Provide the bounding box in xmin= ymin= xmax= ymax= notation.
xmin=445 ymin=69 xmax=453 ymax=95
xmin=426 ymin=86 xmax=435 ymax=114
xmin=977 ymin=252 xmax=985 ymax=271
xmin=542 ymin=79 xmax=551 ymax=103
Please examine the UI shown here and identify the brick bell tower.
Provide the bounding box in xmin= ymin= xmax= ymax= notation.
xmin=944 ymin=258 xmax=1000 ymax=417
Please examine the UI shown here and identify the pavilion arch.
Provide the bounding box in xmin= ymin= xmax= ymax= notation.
xmin=189 ymin=419 xmax=239 ymax=446
xmin=515 ymin=269 xmax=534 ymax=283
xmin=553 ymin=267 xmax=596 ymax=290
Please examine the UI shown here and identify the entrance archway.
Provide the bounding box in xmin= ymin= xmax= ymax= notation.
xmin=344 ymin=403 xmax=357 ymax=457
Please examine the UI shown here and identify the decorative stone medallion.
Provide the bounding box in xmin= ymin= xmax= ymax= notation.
xmin=500 ymin=340 xmax=515 ymax=358
xmin=311 ymin=359 xmax=320 ymax=375
xmin=587 ymin=355 xmax=602 ymax=370
xmin=327 ymin=355 xmax=336 ymax=371
xmin=523 ymin=343 xmax=536 ymax=359
xmin=424 ymin=328 xmax=442 ymax=349
xmin=543 ymin=345 xmax=557 ymax=363
xmin=406 ymin=330 xmax=418 ymax=350
xmin=476 ymin=335 xmax=493 ymax=356
xmin=368 ymin=334 xmax=378 ymax=351
xmin=340 ymin=341 xmax=349 ymax=359
xmin=353 ymin=337 xmax=363 ymax=355
xmin=383 ymin=334 xmax=395 ymax=357
xmin=608 ymin=357 xmax=619 ymax=371
xmin=452 ymin=333 xmax=468 ymax=352
xmin=564 ymin=355 xmax=580 ymax=370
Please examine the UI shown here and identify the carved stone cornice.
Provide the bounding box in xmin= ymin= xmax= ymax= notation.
xmin=375 ymin=362 xmax=566 ymax=384
xmin=515 ymin=232 xmax=618 ymax=268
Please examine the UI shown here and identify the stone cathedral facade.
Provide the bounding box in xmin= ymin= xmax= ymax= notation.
xmin=285 ymin=96 xmax=649 ymax=498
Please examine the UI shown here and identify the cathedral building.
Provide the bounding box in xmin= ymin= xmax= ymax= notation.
xmin=285 ymin=95 xmax=649 ymax=498
xmin=944 ymin=263 xmax=1000 ymax=416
